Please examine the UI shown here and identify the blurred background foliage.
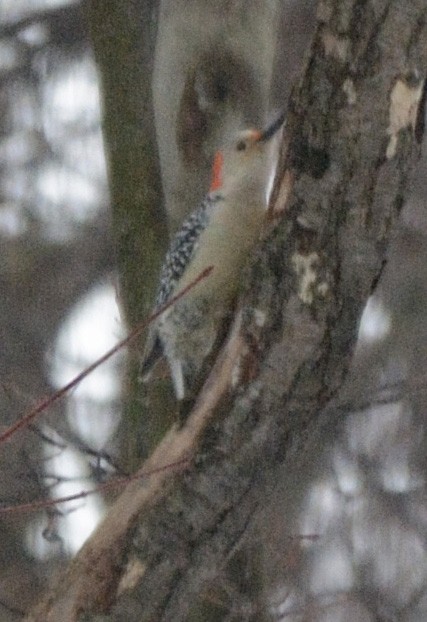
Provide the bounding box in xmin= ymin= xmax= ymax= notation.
xmin=0 ymin=0 xmax=427 ymax=619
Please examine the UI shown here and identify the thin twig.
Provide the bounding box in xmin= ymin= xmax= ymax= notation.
xmin=0 ymin=266 xmax=213 ymax=445
xmin=0 ymin=456 xmax=189 ymax=515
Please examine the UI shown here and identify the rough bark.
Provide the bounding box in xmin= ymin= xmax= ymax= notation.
xmin=26 ymin=1 xmax=427 ymax=620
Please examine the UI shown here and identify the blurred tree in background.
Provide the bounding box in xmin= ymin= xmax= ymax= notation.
xmin=1 ymin=1 xmax=115 ymax=618
xmin=0 ymin=1 xmax=426 ymax=620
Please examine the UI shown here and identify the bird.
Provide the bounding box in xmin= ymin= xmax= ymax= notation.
xmin=140 ymin=113 xmax=284 ymax=407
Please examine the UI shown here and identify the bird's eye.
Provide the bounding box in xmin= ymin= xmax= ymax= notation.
xmin=236 ymin=140 xmax=247 ymax=152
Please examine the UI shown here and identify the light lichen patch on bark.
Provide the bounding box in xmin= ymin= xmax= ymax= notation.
xmin=117 ymin=558 xmax=147 ymax=596
xmin=343 ymin=78 xmax=357 ymax=105
xmin=291 ymin=252 xmax=319 ymax=304
xmin=321 ymin=30 xmax=349 ymax=62
xmin=291 ymin=251 xmax=330 ymax=304
xmin=386 ymin=76 xmax=425 ymax=159
xmin=252 ymin=308 xmax=267 ymax=327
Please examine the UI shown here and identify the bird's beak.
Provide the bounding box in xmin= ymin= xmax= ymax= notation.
xmin=257 ymin=112 xmax=286 ymax=142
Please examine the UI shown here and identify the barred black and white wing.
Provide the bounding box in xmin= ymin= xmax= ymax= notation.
xmin=154 ymin=199 xmax=211 ymax=308
xmin=139 ymin=195 xmax=216 ymax=379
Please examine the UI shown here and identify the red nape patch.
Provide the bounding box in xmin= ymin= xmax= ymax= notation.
xmin=210 ymin=151 xmax=223 ymax=191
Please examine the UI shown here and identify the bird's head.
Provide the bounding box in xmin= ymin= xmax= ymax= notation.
xmin=209 ymin=112 xmax=285 ymax=198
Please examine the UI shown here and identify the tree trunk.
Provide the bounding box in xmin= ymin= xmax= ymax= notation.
xmin=86 ymin=0 xmax=168 ymax=464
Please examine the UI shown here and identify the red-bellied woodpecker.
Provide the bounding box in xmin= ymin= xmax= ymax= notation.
xmin=140 ymin=113 xmax=284 ymax=403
